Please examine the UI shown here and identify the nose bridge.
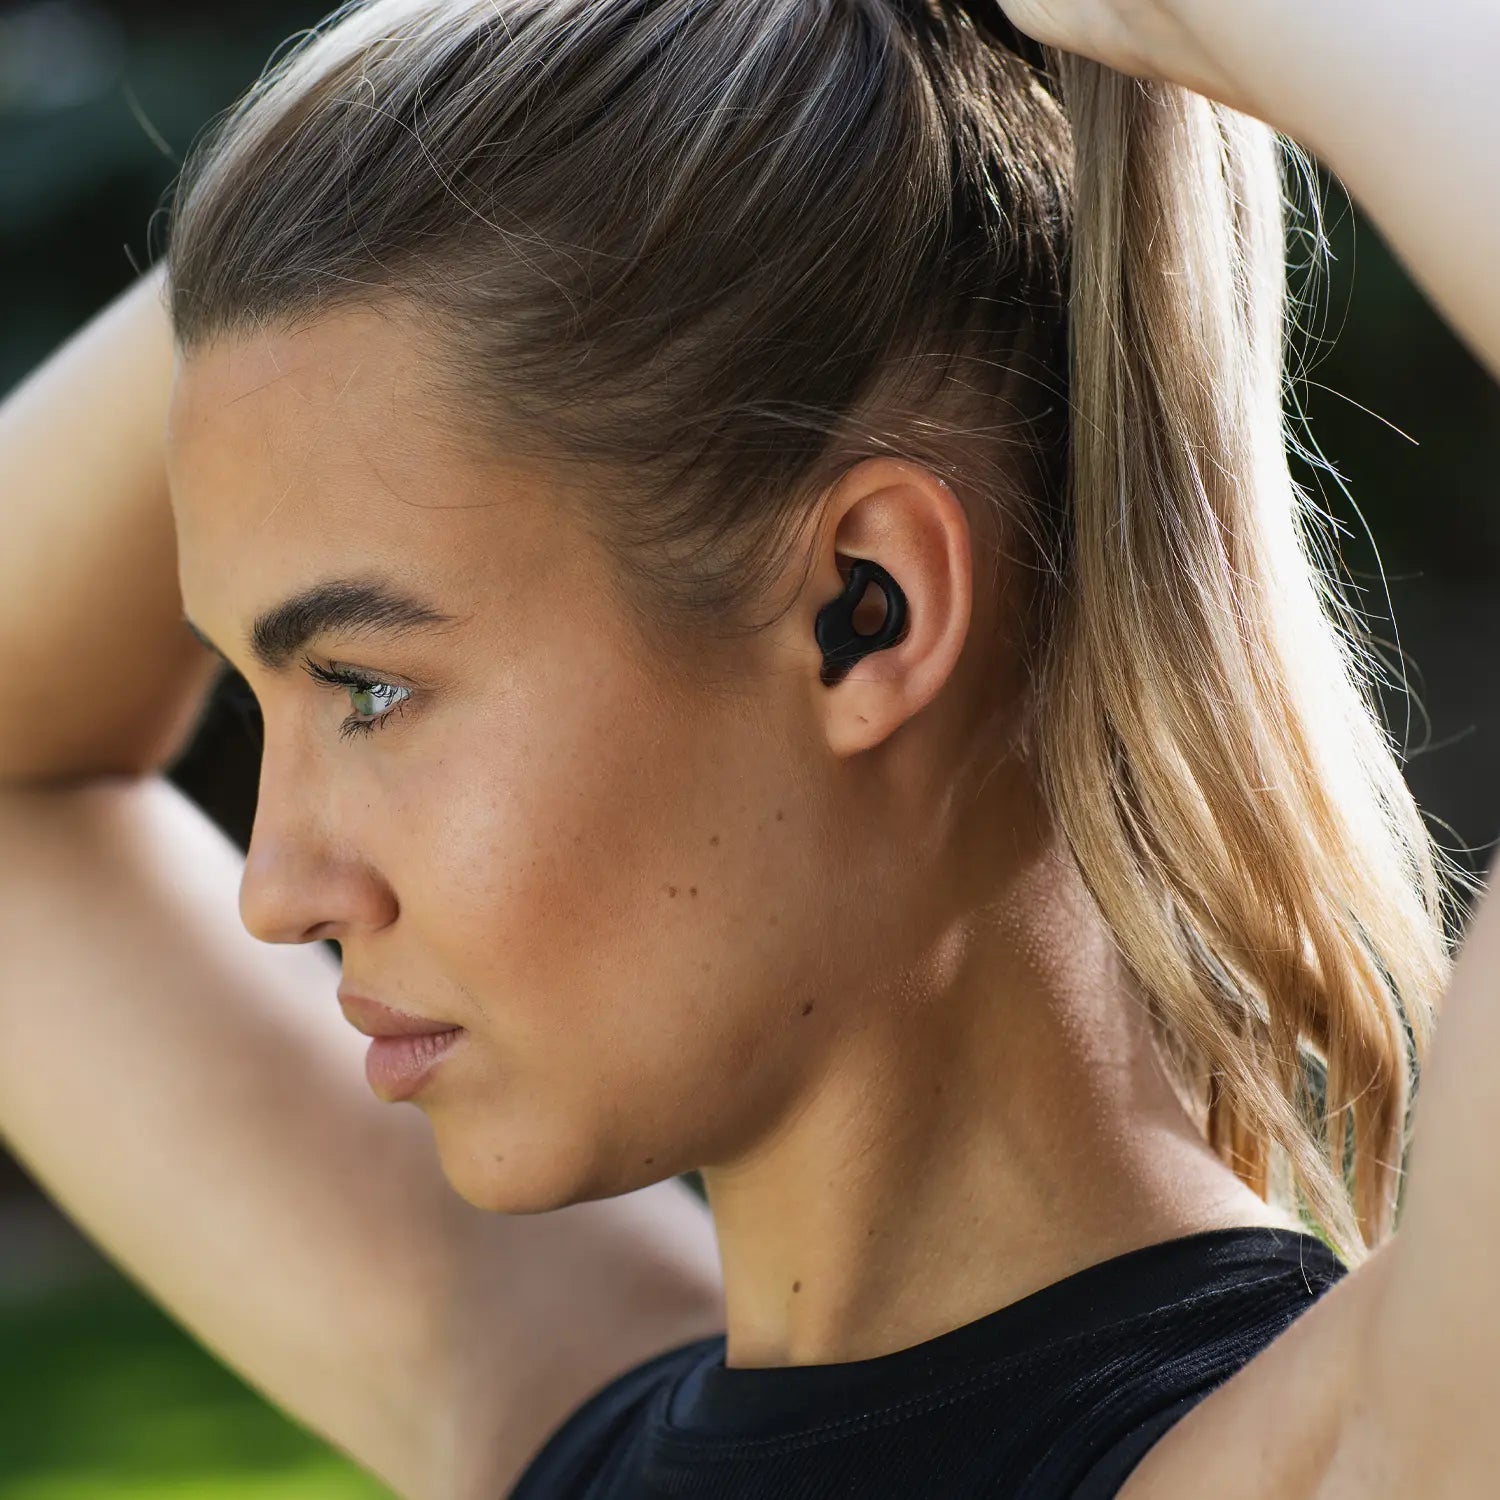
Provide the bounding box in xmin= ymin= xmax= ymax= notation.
xmin=237 ymin=728 xmax=385 ymax=945
xmin=238 ymin=740 xmax=331 ymax=944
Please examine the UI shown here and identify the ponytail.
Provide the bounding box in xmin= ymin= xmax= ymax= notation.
xmin=1033 ymin=58 xmax=1478 ymax=1264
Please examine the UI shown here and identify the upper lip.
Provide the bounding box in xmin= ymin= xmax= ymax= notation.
xmin=337 ymin=991 xmax=463 ymax=1038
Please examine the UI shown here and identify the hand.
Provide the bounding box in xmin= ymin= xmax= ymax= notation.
xmin=997 ymin=0 xmax=1258 ymax=116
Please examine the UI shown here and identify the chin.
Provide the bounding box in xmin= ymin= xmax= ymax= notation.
xmin=428 ymin=1120 xmax=611 ymax=1215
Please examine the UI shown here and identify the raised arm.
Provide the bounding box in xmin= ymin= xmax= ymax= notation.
xmin=998 ymin=0 xmax=1500 ymax=1493
xmin=1186 ymin=0 xmax=1500 ymax=386
xmin=0 ymin=272 xmax=724 ymax=1499
xmin=1140 ymin=3 xmax=1500 ymax=1490
xmin=1001 ymin=0 xmax=1500 ymax=384
xmin=0 ymin=266 xmax=221 ymax=783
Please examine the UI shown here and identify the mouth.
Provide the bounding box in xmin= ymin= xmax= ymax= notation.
xmin=362 ymin=1028 xmax=465 ymax=1102
xmin=337 ymin=990 xmax=463 ymax=1039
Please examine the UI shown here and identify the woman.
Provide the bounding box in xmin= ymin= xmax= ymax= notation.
xmin=0 ymin=0 xmax=1494 ymax=1494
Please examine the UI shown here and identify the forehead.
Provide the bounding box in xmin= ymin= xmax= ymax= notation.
xmin=165 ymin=307 xmax=572 ymax=649
xmin=168 ymin=305 xmax=470 ymax=529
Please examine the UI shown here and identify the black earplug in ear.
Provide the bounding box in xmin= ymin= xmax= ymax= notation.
xmin=814 ymin=558 xmax=909 ymax=687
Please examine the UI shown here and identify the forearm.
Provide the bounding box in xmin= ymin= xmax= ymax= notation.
xmin=0 ymin=265 xmax=221 ymax=786
xmin=1177 ymin=0 xmax=1500 ymax=384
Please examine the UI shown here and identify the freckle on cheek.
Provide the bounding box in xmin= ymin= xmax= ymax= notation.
xmin=792 ymin=1280 xmax=801 ymax=1294
xmin=709 ymin=834 xmax=720 ymax=846
xmin=801 ymin=1000 xmax=815 ymax=1017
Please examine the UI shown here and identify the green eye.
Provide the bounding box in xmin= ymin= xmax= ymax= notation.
xmin=340 ymin=678 xmax=410 ymax=736
xmin=349 ymin=681 xmax=403 ymax=719
xmin=299 ymin=655 xmax=413 ymax=740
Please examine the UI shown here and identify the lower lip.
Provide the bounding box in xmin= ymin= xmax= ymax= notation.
xmin=365 ymin=1029 xmax=464 ymax=1101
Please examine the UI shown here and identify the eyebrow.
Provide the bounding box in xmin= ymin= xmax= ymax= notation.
xmin=183 ymin=578 xmax=465 ymax=673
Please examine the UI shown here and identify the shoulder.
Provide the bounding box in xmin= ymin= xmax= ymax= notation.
xmin=1106 ymin=1238 xmax=1398 ymax=1500
xmin=1018 ymin=1226 xmax=1350 ymax=1498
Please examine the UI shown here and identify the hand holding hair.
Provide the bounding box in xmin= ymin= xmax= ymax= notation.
xmin=987 ymin=0 xmax=1250 ymax=108
xmin=997 ymin=0 xmax=1500 ymax=383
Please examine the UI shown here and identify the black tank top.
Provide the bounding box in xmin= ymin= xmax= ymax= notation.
xmin=507 ymin=1224 xmax=1346 ymax=1499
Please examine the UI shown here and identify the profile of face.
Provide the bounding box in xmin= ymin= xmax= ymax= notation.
xmin=166 ymin=302 xmax=1003 ymax=1216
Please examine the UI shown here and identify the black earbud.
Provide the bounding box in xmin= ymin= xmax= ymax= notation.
xmin=814 ymin=558 xmax=909 ymax=687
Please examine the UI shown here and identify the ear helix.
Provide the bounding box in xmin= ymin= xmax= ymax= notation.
xmin=814 ymin=558 xmax=910 ymax=688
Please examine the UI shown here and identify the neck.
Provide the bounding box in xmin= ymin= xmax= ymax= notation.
xmin=698 ymin=834 xmax=1299 ymax=1370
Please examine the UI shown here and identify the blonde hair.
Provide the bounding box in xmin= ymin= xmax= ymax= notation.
xmin=164 ymin=0 xmax=1479 ymax=1267
xmin=1042 ymin=57 xmax=1481 ymax=1266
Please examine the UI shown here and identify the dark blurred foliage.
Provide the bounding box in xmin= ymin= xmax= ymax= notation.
xmin=1 ymin=0 xmax=1497 ymax=1202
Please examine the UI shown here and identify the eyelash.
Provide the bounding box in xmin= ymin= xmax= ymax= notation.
xmin=299 ymin=656 xmax=413 ymax=741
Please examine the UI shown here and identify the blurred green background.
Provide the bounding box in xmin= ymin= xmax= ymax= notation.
xmin=1 ymin=0 xmax=1496 ymax=1495
xmin=0 ymin=1274 xmax=388 ymax=1498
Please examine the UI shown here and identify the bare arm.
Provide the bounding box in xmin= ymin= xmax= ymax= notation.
xmin=1177 ymin=0 xmax=1500 ymax=386
xmin=1145 ymin=2 xmax=1500 ymax=1490
xmin=1001 ymin=0 xmax=1500 ymax=385
xmin=0 ymin=276 xmax=724 ymax=1498
xmin=998 ymin=0 xmax=1500 ymax=1493
xmin=0 ymin=267 xmax=222 ymax=783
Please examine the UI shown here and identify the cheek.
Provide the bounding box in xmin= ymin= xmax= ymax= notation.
xmin=396 ymin=665 xmax=840 ymax=1193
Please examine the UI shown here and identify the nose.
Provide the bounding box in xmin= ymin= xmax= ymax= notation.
xmin=238 ymin=762 xmax=396 ymax=945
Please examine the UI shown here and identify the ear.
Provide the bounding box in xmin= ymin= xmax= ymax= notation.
xmin=799 ymin=456 xmax=974 ymax=759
